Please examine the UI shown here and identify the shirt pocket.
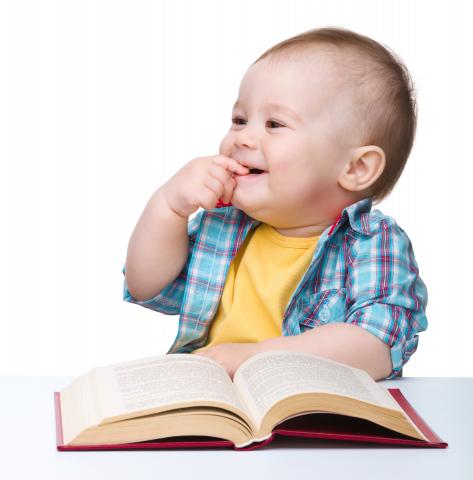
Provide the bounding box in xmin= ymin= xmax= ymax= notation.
xmin=297 ymin=288 xmax=348 ymax=329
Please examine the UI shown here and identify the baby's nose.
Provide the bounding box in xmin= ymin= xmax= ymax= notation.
xmin=234 ymin=130 xmax=258 ymax=150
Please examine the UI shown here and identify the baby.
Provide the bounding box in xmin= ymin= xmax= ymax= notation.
xmin=122 ymin=27 xmax=428 ymax=382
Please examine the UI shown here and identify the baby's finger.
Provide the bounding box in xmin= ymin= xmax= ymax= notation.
xmin=203 ymin=175 xmax=224 ymax=198
xmin=213 ymin=156 xmax=249 ymax=176
xmin=222 ymin=175 xmax=236 ymax=203
xmin=208 ymin=163 xmax=231 ymax=185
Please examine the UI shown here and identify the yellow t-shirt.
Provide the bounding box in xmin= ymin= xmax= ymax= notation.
xmin=192 ymin=222 xmax=320 ymax=353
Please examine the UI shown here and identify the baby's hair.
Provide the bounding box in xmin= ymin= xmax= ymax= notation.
xmin=252 ymin=26 xmax=417 ymax=203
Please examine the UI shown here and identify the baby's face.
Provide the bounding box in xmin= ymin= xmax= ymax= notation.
xmin=219 ymin=51 xmax=361 ymax=230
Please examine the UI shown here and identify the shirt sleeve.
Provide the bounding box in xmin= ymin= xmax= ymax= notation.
xmin=122 ymin=208 xmax=206 ymax=315
xmin=345 ymin=219 xmax=428 ymax=380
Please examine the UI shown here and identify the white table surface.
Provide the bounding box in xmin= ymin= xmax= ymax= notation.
xmin=0 ymin=376 xmax=471 ymax=480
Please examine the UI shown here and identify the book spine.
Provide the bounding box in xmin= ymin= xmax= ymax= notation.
xmin=234 ymin=432 xmax=273 ymax=449
xmin=233 ymin=434 xmax=275 ymax=451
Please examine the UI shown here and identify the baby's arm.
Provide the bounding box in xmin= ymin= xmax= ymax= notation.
xmin=125 ymin=188 xmax=189 ymax=301
xmin=258 ymin=323 xmax=392 ymax=381
xmin=125 ymin=155 xmax=248 ymax=302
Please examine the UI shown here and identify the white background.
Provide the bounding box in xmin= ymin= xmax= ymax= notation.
xmin=1 ymin=0 xmax=471 ymax=376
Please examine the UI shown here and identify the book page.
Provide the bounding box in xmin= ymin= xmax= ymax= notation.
xmin=233 ymin=350 xmax=402 ymax=428
xmin=87 ymin=354 xmax=250 ymax=423
xmin=60 ymin=373 xmax=102 ymax=445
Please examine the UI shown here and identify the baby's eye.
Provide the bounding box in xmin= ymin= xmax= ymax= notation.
xmin=232 ymin=117 xmax=246 ymax=125
xmin=231 ymin=117 xmax=284 ymax=129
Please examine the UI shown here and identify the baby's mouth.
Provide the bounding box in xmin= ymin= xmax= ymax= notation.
xmin=235 ymin=168 xmax=268 ymax=183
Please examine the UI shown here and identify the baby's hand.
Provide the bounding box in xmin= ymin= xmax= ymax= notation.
xmin=161 ymin=155 xmax=249 ymax=218
xmin=194 ymin=342 xmax=261 ymax=380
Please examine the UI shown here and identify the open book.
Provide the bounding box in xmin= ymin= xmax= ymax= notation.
xmin=55 ymin=350 xmax=447 ymax=450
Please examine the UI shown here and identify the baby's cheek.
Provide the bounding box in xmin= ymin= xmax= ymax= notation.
xmin=218 ymin=136 xmax=233 ymax=157
xmin=270 ymin=173 xmax=295 ymax=192
xmin=276 ymin=173 xmax=316 ymax=203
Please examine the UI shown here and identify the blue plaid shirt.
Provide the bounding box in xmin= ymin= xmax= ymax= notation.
xmin=122 ymin=197 xmax=428 ymax=380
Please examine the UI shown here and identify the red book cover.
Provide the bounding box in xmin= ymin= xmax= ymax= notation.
xmin=54 ymin=388 xmax=448 ymax=451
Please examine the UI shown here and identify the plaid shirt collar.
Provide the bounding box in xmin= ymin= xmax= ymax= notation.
xmin=238 ymin=196 xmax=374 ymax=238
xmin=328 ymin=197 xmax=374 ymax=236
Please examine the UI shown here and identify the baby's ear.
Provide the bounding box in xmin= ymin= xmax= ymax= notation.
xmin=337 ymin=146 xmax=386 ymax=193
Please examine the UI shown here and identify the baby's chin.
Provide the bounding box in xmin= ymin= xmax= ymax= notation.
xmin=229 ymin=188 xmax=249 ymax=212
xmin=230 ymin=187 xmax=264 ymax=218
